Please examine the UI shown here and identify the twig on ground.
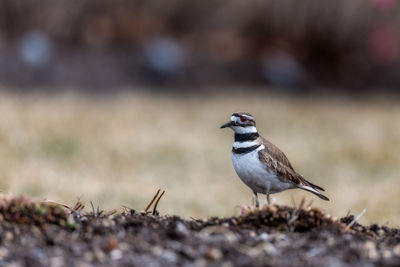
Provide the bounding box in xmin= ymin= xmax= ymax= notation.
xmin=144 ymin=189 xmax=160 ymax=213
xmin=42 ymin=200 xmax=70 ymax=209
xmin=122 ymin=189 xmax=165 ymax=216
xmin=152 ymin=190 xmax=165 ymax=215
xmin=42 ymin=200 xmax=85 ymax=213
xmin=346 ymin=208 xmax=367 ymax=230
xmin=288 ymin=196 xmax=306 ymax=230
xmin=90 ymin=201 xmax=95 ymax=215
xmin=122 ymin=205 xmax=136 ymax=215
xmin=72 ymin=201 xmax=85 ymax=212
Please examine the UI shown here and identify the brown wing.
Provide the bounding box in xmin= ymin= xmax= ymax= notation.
xmin=258 ymin=137 xmax=304 ymax=186
xmin=258 ymin=137 xmax=328 ymax=200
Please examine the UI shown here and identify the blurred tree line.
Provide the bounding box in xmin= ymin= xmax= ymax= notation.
xmin=0 ymin=0 xmax=399 ymax=92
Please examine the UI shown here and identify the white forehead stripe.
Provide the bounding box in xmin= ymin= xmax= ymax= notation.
xmin=232 ymin=126 xmax=257 ymax=134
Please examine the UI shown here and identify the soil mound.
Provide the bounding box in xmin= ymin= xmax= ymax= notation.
xmin=0 ymin=195 xmax=399 ymax=266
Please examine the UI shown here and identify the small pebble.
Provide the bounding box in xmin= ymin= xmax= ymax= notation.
xmin=205 ymin=247 xmax=222 ymax=261
xmin=5 ymin=232 xmax=13 ymax=241
xmin=110 ymin=249 xmax=123 ymax=260
xmin=161 ymin=250 xmax=178 ymax=264
xmin=393 ymin=244 xmax=400 ymax=256
xmin=176 ymin=222 xmax=189 ymax=236
xmin=382 ymin=249 xmax=392 ymax=259
xmin=364 ymin=241 xmax=379 ymax=260
xmin=263 ymin=243 xmax=278 ymax=255
xmin=377 ymin=229 xmax=385 ymax=237
xmin=0 ymin=248 xmax=9 ymax=258
xmin=259 ymin=232 xmax=269 ymax=241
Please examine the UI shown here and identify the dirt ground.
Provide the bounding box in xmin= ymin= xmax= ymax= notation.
xmin=0 ymin=195 xmax=399 ymax=267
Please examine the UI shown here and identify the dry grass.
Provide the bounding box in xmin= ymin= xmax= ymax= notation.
xmin=0 ymin=90 xmax=399 ymax=226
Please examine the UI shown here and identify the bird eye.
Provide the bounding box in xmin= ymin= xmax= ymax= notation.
xmin=240 ymin=116 xmax=247 ymax=122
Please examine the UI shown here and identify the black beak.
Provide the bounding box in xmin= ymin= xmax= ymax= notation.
xmin=220 ymin=121 xmax=233 ymax=128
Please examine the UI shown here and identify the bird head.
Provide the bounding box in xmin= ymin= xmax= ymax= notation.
xmin=220 ymin=112 xmax=257 ymax=134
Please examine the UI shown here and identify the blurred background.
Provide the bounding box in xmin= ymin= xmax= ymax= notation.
xmin=0 ymin=0 xmax=399 ymax=225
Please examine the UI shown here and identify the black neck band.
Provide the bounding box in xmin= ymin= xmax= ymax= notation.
xmin=234 ymin=132 xmax=259 ymax=142
xmin=232 ymin=144 xmax=261 ymax=154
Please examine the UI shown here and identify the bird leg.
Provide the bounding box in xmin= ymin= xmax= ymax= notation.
xmin=266 ymin=193 xmax=271 ymax=205
xmin=264 ymin=187 xmax=271 ymax=205
xmin=253 ymin=191 xmax=260 ymax=208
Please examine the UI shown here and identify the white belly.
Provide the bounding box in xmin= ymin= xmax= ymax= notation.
xmin=231 ymin=145 xmax=294 ymax=194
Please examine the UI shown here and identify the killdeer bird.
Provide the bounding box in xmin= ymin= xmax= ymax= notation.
xmin=221 ymin=112 xmax=329 ymax=207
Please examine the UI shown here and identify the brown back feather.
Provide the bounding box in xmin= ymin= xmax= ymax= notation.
xmin=258 ymin=137 xmax=309 ymax=186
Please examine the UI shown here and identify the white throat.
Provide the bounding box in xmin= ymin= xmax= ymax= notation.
xmin=232 ymin=126 xmax=257 ymax=134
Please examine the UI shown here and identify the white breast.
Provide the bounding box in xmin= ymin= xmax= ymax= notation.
xmin=231 ymin=145 xmax=294 ymax=194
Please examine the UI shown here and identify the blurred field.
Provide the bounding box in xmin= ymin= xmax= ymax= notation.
xmin=0 ymin=90 xmax=399 ymax=226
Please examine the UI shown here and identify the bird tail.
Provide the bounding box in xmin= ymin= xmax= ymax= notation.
xmin=306 ymin=180 xmax=325 ymax=191
xmin=298 ymin=179 xmax=330 ymax=201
